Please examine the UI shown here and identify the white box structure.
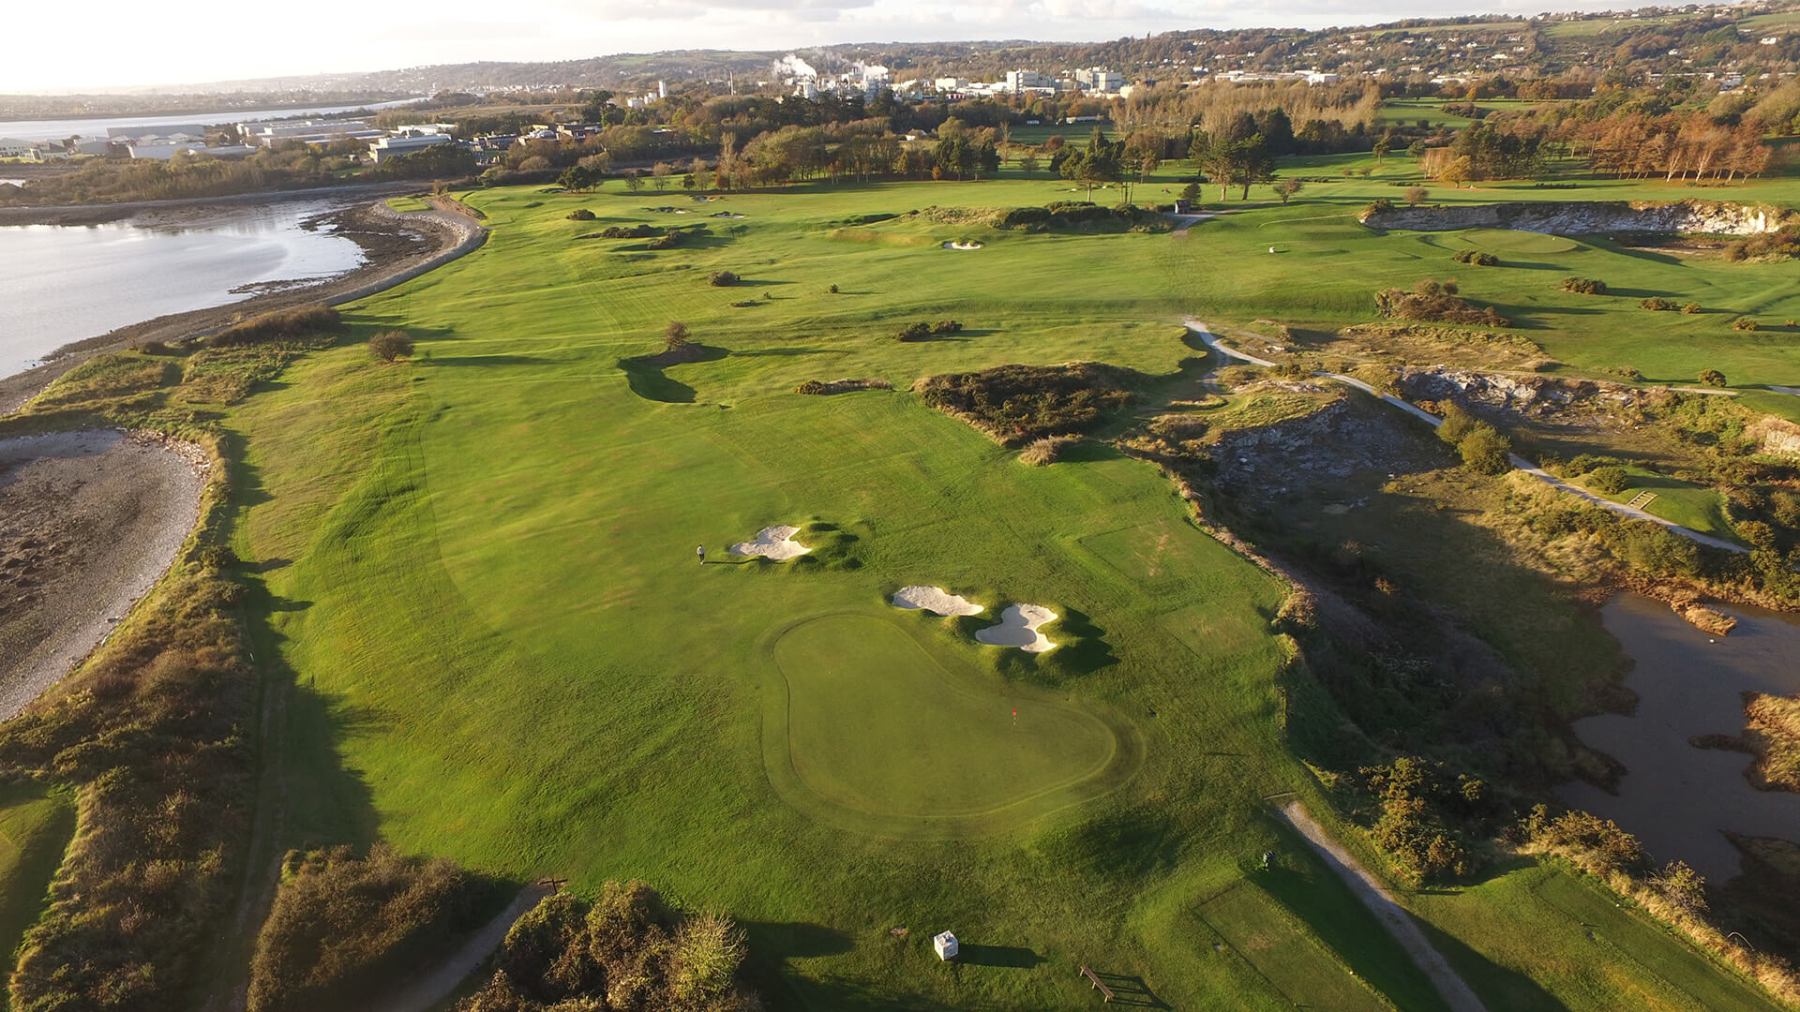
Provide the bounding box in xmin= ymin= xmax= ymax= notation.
xmin=932 ymin=931 xmax=959 ymax=961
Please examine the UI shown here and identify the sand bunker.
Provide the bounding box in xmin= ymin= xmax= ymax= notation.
xmin=891 ymin=585 xmax=983 ymax=617
xmin=975 ymin=603 xmax=1058 ymax=653
xmin=729 ymin=525 xmax=811 ymax=560
xmin=942 ymin=240 xmax=983 ymax=251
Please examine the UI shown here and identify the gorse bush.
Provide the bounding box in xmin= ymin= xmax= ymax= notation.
xmin=458 ymin=883 xmax=759 ymax=1012
xmin=566 ymin=208 xmax=596 ymax=221
xmin=1374 ymin=279 xmax=1509 ymax=327
xmin=1733 ymin=317 xmax=1760 ymax=332
xmin=1559 ymin=277 xmax=1608 ymax=296
xmin=895 ymin=320 xmax=963 ymax=342
xmin=1586 ymin=465 xmax=1631 ymax=494
xmin=1454 ymin=249 xmax=1499 ymax=266
xmin=369 ymin=330 xmax=414 ymax=362
xmin=248 ymin=845 xmax=495 ymax=1012
xmin=211 ymin=305 xmax=343 ymax=348
xmin=1019 ymin=434 xmax=1081 ymax=466
xmin=709 ymin=270 xmax=740 ymax=286
xmin=1699 ymin=369 xmax=1727 ymax=388
xmin=1641 ymin=297 xmax=1678 ymax=311
xmin=918 ymin=362 xmax=1135 ymax=446
xmin=1436 ymin=403 xmax=1512 ymax=475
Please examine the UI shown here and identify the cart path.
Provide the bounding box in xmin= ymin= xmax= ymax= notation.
xmin=1276 ymin=801 xmax=1487 ymax=1012
xmin=1184 ymin=319 xmax=1749 ymax=555
xmin=380 ymin=883 xmax=552 ymax=1012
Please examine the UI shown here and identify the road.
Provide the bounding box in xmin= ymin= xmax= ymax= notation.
xmin=1183 ymin=319 xmax=1750 ymax=555
xmin=1275 ymin=801 xmax=1487 ymax=1012
xmin=379 ymin=884 xmax=552 ymax=1012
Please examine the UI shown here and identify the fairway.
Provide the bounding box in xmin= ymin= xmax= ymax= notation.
xmin=765 ymin=612 xmax=1128 ymax=831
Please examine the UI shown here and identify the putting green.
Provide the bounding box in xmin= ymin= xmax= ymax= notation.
xmin=762 ymin=612 xmax=1138 ymax=837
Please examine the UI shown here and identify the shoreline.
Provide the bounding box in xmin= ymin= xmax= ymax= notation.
xmin=0 ymin=179 xmax=440 ymax=227
xmin=0 ymin=194 xmax=485 ymax=414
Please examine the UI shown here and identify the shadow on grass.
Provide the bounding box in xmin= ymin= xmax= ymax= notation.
xmin=618 ymin=344 xmax=729 ymax=403
xmin=1085 ymin=969 xmax=1170 ymax=1008
xmin=429 ymin=354 xmax=549 ymax=367
xmin=956 ymin=943 xmax=1045 ymax=969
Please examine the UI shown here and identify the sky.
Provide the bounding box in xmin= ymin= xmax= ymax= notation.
xmin=6 ymin=0 xmax=1731 ymax=93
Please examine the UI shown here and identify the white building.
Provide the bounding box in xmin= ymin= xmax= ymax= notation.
xmin=368 ymin=132 xmax=453 ymax=163
xmin=1005 ymin=69 xmax=1052 ymax=94
xmin=0 ymin=137 xmax=32 ymax=158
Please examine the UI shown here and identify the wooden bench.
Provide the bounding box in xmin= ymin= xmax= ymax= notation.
xmin=1079 ymin=965 xmax=1116 ymax=1003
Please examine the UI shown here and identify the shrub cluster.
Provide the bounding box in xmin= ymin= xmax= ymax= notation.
xmin=917 ymin=362 xmax=1135 ymax=446
xmin=211 ymin=305 xmax=344 ymax=348
xmin=1733 ymin=317 xmax=1761 ymax=332
xmin=458 ymin=883 xmax=758 ymax=1012
xmin=709 ymin=270 xmax=740 ymax=286
xmin=1560 ymin=277 xmax=1608 ymax=295
xmin=1358 ymin=756 xmax=1490 ymax=884
xmin=1682 ymin=302 xmax=1703 ymax=314
xmin=1453 ymin=249 xmax=1499 ymax=266
xmin=369 ymin=330 xmax=415 ymax=362
xmin=1374 ymin=279 xmax=1509 ymax=327
xmin=1641 ymin=296 xmax=1678 ymax=311
xmin=795 ymin=378 xmax=892 ymax=395
xmin=1362 ymin=197 xmax=1395 ymax=216
xmin=1699 ymin=368 xmax=1728 ymax=388
xmin=993 ymin=201 xmax=1169 ymax=233
xmin=895 ymin=320 xmax=963 ymax=342
xmin=1019 ymin=434 xmax=1081 ymax=466
xmin=248 ymin=846 xmax=496 ymax=1012
xmin=594 ymin=224 xmax=661 ymax=239
xmin=566 ymin=208 xmax=595 ymax=221
xmin=1437 ymin=403 xmax=1512 ymax=474
xmin=1722 ymin=226 xmax=1800 ymax=262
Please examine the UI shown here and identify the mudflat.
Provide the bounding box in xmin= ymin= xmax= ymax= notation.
xmin=0 ymin=430 xmax=206 ymax=718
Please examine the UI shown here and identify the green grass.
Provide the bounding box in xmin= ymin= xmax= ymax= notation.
xmin=218 ymin=171 xmax=1800 ymax=1007
xmin=384 ymin=194 xmax=430 ymax=213
xmin=0 ymin=784 xmax=74 ymax=1008
xmin=1575 ymin=465 xmax=1738 ymax=540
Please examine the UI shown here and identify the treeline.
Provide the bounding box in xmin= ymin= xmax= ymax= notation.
xmin=1114 ymin=79 xmax=1382 ymax=138
xmin=0 ymin=143 xmax=475 ymax=206
xmin=1563 ymin=112 xmax=1771 ymax=182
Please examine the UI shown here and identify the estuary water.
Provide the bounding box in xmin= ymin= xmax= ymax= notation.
xmin=0 ymin=199 xmax=365 ymax=377
xmin=1559 ymin=593 xmax=1800 ymax=881
xmin=0 ymin=97 xmax=423 ymax=144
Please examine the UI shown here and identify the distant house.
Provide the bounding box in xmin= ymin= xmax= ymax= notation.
xmin=0 ymin=137 xmax=32 ymax=158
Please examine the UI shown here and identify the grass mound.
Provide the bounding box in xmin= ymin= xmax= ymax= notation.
xmin=917 ymin=362 xmax=1137 ymax=446
xmin=210 ymin=305 xmax=344 ymax=348
xmin=1374 ymin=279 xmax=1509 ymax=327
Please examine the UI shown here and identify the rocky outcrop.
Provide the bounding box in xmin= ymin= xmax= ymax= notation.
xmin=1399 ymin=368 xmax=1662 ymax=419
xmin=1362 ymin=199 xmax=1793 ymax=237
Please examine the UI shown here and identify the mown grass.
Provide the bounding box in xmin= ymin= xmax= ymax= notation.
xmin=0 ymin=785 xmax=73 ymax=1010
xmin=1574 ymin=464 xmax=1738 ymax=540
xmin=219 ymin=171 xmax=1799 ymax=1008
xmin=384 ymin=194 xmax=430 ymax=213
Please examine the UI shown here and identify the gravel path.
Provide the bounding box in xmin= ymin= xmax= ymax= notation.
xmin=1276 ymin=801 xmax=1486 ymax=1012
xmin=379 ymin=884 xmax=552 ymax=1012
xmin=1184 ymin=319 xmax=1750 ymax=555
xmin=0 ymin=429 xmax=206 ymax=718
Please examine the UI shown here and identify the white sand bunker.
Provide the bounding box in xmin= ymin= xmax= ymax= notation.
xmin=942 ymin=240 xmax=983 ymax=251
xmin=975 ymin=604 xmax=1059 ymax=653
xmin=891 ymin=585 xmax=983 ymax=617
xmin=729 ymin=525 xmax=811 ymax=560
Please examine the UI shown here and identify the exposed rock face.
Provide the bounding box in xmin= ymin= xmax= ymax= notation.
xmin=1399 ymin=368 xmax=1660 ymax=419
xmin=1362 ymin=199 xmax=1792 ymax=237
xmin=1747 ymin=417 xmax=1800 ymax=459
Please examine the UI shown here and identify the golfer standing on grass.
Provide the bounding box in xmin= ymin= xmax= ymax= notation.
xmin=696 ymin=544 xmax=706 ymax=564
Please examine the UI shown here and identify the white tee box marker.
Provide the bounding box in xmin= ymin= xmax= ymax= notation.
xmin=932 ymin=931 xmax=959 ymax=961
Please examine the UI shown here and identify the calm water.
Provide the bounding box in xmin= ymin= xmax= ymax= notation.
xmin=0 ymin=199 xmax=365 ymax=376
xmin=1559 ymin=593 xmax=1800 ymax=881
xmin=0 ymin=97 xmax=422 ymax=144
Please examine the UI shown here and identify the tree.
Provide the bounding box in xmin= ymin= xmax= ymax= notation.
xmin=623 ymin=171 xmax=644 ymax=193
xmin=664 ymin=321 xmax=690 ymax=351
xmin=1457 ymin=423 xmax=1512 ymax=474
xmin=1018 ymin=152 xmax=1039 ymax=176
xmin=1272 ymin=178 xmax=1303 ymax=204
xmin=1404 ymin=186 xmax=1429 ymax=206
xmin=1178 ymin=180 xmax=1200 ymax=207
xmin=1650 ymin=861 xmax=1708 ymax=916
xmin=368 ymin=330 xmax=414 ymax=362
xmin=651 ymin=161 xmax=672 ymax=191
xmin=1699 ymin=369 xmax=1726 ymax=387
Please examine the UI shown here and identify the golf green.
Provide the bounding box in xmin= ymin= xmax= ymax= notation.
xmin=764 ymin=612 xmax=1129 ymax=833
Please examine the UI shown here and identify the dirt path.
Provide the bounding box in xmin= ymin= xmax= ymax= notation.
xmin=1184 ymin=319 xmax=1751 ymax=555
xmin=1275 ymin=801 xmax=1486 ymax=1012
xmin=378 ymin=884 xmax=551 ymax=1012
xmin=0 ymin=429 xmax=206 ymax=718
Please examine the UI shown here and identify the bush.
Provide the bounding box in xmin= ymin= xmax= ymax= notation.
xmin=211 ymin=305 xmax=343 ymax=348
xmin=664 ymin=321 xmax=690 ymax=351
xmin=917 ymin=362 xmax=1137 ymax=445
xmin=1699 ymin=368 xmax=1727 ymax=388
xmin=1375 ymin=279 xmax=1509 ymax=326
xmin=1019 ymin=435 xmax=1080 ymax=466
xmin=566 ymin=208 xmax=595 ymax=221
xmin=1732 ymin=317 xmax=1760 ymax=332
xmin=1363 ymin=197 xmax=1395 ymax=216
xmin=1457 ymin=424 xmax=1513 ymax=474
xmin=1682 ymin=302 xmax=1702 ymax=314
xmin=644 ymin=230 xmax=682 ymax=249
xmin=795 ymin=377 xmax=891 ymax=395
xmin=709 ymin=270 xmax=740 ymax=286
xmin=1641 ymin=297 xmax=1678 ymax=311
xmin=594 ymin=224 xmax=660 ymax=239
xmin=248 ymin=846 xmax=493 ymax=1012
xmin=895 ymin=320 xmax=962 ymax=342
xmin=458 ymin=883 xmax=757 ymax=1012
xmin=1560 ymin=277 xmax=1608 ymax=296
xmin=1586 ymin=465 xmax=1631 ymax=494
xmin=1404 ymin=186 xmax=1429 ymax=206
xmin=1454 ymin=249 xmax=1499 ymax=266
xmin=368 ymin=330 xmax=414 ymax=362
xmin=828 ymin=283 xmax=839 ymax=294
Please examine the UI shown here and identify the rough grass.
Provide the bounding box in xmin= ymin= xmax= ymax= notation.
xmin=0 ymin=785 xmax=74 ymax=1000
